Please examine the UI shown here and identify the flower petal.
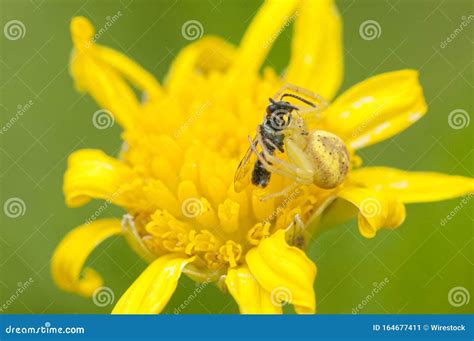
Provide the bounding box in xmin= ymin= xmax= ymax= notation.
xmin=70 ymin=17 xmax=160 ymax=129
xmin=63 ymin=149 xmax=133 ymax=207
xmin=51 ymin=219 xmax=122 ymax=297
xmin=95 ymin=45 xmax=162 ymax=102
xmin=286 ymin=0 xmax=343 ymax=100
xmin=231 ymin=0 xmax=300 ymax=76
xmin=112 ymin=254 xmax=193 ymax=314
xmin=226 ymin=266 xmax=282 ymax=314
xmin=349 ymin=167 xmax=474 ymax=203
xmin=321 ymin=70 xmax=427 ymax=149
xmin=337 ymin=187 xmax=406 ymax=238
xmin=246 ymin=230 xmax=317 ymax=314
xmin=165 ymin=36 xmax=236 ymax=93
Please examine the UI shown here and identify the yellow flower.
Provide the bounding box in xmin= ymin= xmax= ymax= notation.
xmin=52 ymin=0 xmax=474 ymax=314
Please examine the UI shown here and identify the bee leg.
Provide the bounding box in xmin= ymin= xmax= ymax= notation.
xmin=285 ymin=213 xmax=307 ymax=249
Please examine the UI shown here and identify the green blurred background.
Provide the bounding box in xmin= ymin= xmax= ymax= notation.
xmin=0 ymin=0 xmax=472 ymax=314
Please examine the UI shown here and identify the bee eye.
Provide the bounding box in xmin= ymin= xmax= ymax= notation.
xmin=266 ymin=105 xmax=275 ymax=114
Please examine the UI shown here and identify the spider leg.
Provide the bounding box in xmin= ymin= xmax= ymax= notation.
xmin=285 ymin=213 xmax=307 ymax=249
xmin=247 ymin=135 xmax=298 ymax=180
xmin=273 ymin=83 xmax=329 ymax=120
xmin=257 ymin=132 xmax=312 ymax=184
xmin=259 ymin=182 xmax=300 ymax=201
xmin=273 ymin=83 xmax=329 ymax=109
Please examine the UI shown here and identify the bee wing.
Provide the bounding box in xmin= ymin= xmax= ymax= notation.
xmin=234 ymin=136 xmax=258 ymax=193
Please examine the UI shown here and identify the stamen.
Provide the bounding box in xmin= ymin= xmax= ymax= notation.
xmin=247 ymin=222 xmax=271 ymax=245
xmin=204 ymin=251 xmax=224 ymax=270
xmin=219 ymin=241 xmax=242 ymax=268
xmin=185 ymin=230 xmax=220 ymax=255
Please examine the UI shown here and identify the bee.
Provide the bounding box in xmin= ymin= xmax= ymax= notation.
xmin=234 ymin=84 xmax=350 ymax=199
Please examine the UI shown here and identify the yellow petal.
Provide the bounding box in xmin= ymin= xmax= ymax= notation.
xmin=322 ymin=70 xmax=427 ymax=149
xmin=286 ymin=0 xmax=343 ymax=100
xmin=246 ymin=230 xmax=317 ymax=314
xmin=226 ymin=266 xmax=282 ymax=314
xmin=51 ymin=219 xmax=122 ymax=297
xmin=349 ymin=167 xmax=474 ymax=203
xmin=70 ymin=17 xmax=161 ymax=129
xmin=95 ymin=45 xmax=162 ymax=102
xmin=338 ymin=187 xmax=406 ymax=238
xmin=63 ymin=149 xmax=133 ymax=207
xmin=230 ymin=0 xmax=300 ymax=76
xmin=165 ymin=36 xmax=236 ymax=93
xmin=112 ymin=254 xmax=193 ymax=314
xmin=70 ymin=18 xmax=138 ymax=129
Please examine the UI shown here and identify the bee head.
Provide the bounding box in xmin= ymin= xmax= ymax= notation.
xmin=266 ymin=98 xmax=298 ymax=114
xmin=265 ymin=98 xmax=296 ymax=130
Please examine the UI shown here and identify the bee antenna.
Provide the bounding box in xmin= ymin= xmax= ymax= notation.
xmin=280 ymin=93 xmax=316 ymax=108
xmin=269 ymin=98 xmax=277 ymax=104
